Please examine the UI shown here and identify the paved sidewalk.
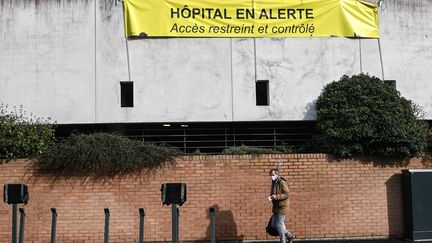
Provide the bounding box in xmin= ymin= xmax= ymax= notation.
xmin=296 ymin=240 xmax=405 ymax=242
xmin=246 ymin=239 xmax=430 ymax=243
xmin=293 ymin=239 xmax=428 ymax=243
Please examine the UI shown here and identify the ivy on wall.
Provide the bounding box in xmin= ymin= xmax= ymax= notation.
xmin=35 ymin=133 xmax=180 ymax=176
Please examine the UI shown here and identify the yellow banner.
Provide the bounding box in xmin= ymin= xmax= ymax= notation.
xmin=124 ymin=0 xmax=379 ymax=38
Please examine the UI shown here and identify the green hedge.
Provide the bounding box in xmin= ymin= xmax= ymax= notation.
xmin=35 ymin=133 xmax=181 ymax=175
xmin=0 ymin=104 xmax=55 ymax=160
xmin=315 ymin=73 xmax=428 ymax=159
xmin=222 ymin=145 xmax=276 ymax=155
xmin=221 ymin=145 xmax=307 ymax=154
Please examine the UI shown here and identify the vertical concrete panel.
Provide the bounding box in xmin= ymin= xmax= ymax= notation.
xmin=232 ymin=37 xmax=360 ymax=121
xmin=255 ymin=38 xmax=336 ymax=120
xmin=121 ymin=38 xmax=233 ymax=122
xmin=360 ymin=39 xmax=383 ymax=79
xmin=330 ymin=37 xmax=361 ymax=79
xmin=231 ymin=38 xmax=255 ymax=121
xmin=379 ymin=0 xmax=432 ymax=117
xmin=0 ymin=0 xmax=95 ymax=123
xmin=95 ymin=0 xmax=130 ymax=122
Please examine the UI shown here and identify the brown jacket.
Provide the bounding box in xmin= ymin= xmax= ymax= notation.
xmin=270 ymin=177 xmax=290 ymax=215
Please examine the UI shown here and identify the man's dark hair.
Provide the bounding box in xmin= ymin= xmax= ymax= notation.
xmin=269 ymin=168 xmax=279 ymax=176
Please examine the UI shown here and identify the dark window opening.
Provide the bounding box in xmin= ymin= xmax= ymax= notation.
xmin=120 ymin=82 xmax=134 ymax=107
xmin=53 ymin=120 xmax=432 ymax=154
xmin=54 ymin=121 xmax=318 ymax=154
xmin=256 ymin=80 xmax=269 ymax=106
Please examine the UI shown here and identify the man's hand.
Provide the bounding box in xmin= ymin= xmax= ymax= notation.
xmin=271 ymin=195 xmax=277 ymax=200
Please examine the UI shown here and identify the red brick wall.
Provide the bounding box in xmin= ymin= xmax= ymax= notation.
xmin=0 ymin=154 xmax=430 ymax=243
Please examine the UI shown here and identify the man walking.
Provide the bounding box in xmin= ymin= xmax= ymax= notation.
xmin=269 ymin=168 xmax=295 ymax=243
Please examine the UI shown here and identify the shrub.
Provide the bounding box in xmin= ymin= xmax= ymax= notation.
xmin=427 ymin=122 xmax=432 ymax=151
xmin=315 ymin=73 xmax=427 ymax=159
xmin=35 ymin=133 xmax=181 ymax=175
xmin=222 ymin=145 xmax=276 ymax=155
xmin=273 ymin=143 xmax=319 ymax=154
xmin=0 ymin=104 xmax=55 ymax=160
xmin=273 ymin=145 xmax=294 ymax=154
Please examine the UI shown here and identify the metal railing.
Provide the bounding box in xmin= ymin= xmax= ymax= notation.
xmin=56 ymin=121 xmax=317 ymax=153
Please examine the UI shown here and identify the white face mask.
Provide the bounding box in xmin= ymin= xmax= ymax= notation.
xmin=271 ymin=175 xmax=278 ymax=181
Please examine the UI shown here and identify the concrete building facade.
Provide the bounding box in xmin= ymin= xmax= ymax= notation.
xmin=1 ymin=0 xmax=431 ymax=124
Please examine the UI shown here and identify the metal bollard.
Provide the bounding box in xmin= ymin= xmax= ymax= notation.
xmin=50 ymin=208 xmax=57 ymax=243
xmin=12 ymin=204 xmax=18 ymax=243
xmin=104 ymin=208 xmax=110 ymax=243
xmin=209 ymin=208 xmax=215 ymax=243
xmin=172 ymin=204 xmax=179 ymax=243
xmin=139 ymin=208 xmax=145 ymax=243
xmin=177 ymin=207 xmax=180 ymax=243
xmin=19 ymin=208 xmax=25 ymax=243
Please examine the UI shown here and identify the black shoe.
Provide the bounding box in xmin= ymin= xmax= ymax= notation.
xmin=287 ymin=234 xmax=296 ymax=243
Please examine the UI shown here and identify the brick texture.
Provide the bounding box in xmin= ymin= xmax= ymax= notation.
xmin=0 ymin=154 xmax=431 ymax=242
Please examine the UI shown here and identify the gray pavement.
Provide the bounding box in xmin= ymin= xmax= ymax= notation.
xmin=232 ymin=239 xmax=432 ymax=243
xmin=188 ymin=239 xmax=430 ymax=243
xmin=292 ymin=240 xmax=428 ymax=243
